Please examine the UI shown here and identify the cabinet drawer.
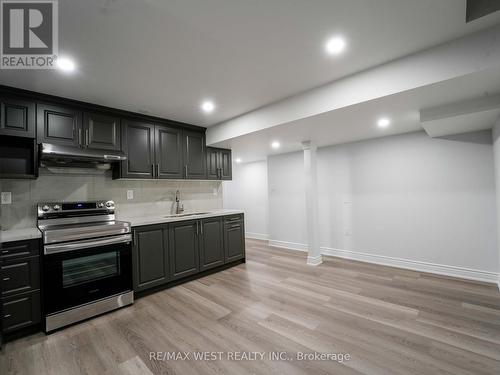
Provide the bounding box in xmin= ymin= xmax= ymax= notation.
xmin=1 ymin=291 xmax=41 ymax=333
xmin=224 ymin=214 xmax=243 ymax=223
xmin=1 ymin=257 xmax=40 ymax=297
xmin=0 ymin=239 xmax=39 ymax=260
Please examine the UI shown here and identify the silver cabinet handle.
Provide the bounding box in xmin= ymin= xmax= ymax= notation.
xmin=4 ymin=314 xmax=11 ymax=318
xmin=196 ymin=221 xmax=199 ymax=235
xmin=44 ymin=234 xmax=132 ymax=255
xmin=152 ymin=164 xmax=155 ymax=178
xmin=200 ymin=221 xmax=203 ymax=235
xmin=85 ymin=129 xmax=89 ymax=147
xmin=185 ymin=165 xmax=188 ymax=177
xmin=157 ymin=164 xmax=160 ymax=178
xmin=3 ymin=277 xmax=11 ymax=281
xmin=78 ymin=128 xmax=83 ymax=145
xmin=230 ymin=224 xmax=241 ymax=229
xmin=2 ymin=249 xmax=9 ymax=254
xmin=132 ymin=230 xmax=137 ymax=246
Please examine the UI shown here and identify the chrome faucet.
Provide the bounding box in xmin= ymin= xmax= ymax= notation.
xmin=175 ymin=190 xmax=184 ymax=214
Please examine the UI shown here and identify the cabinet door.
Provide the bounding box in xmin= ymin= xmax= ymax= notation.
xmin=0 ymin=97 xmax=35 ymax=138
xmin=155 ymin=125 xmax=183 ymax=179
xmin=199 ymin=217 xmax=224 ymax=271
xmin=37 ymin=103 xmax=82 ymax=146
xmin=133 ymin=225 xmax=169 ymax=292
xmin=83 ymin=112 xmax=121 ymax=151
xmin=169 ymin=220 xmax=200 ymax=280
xmin=183 ymin=130 xmax=207 ymax=179
xmin=224 ymin=220 xmax=245 ymax=262
xmin=206 ymin=147 xmax=219 ymax=180
xmin=120 ymin=120 xmax=155 ymax=179
xmin=219 ymin=149 xmax=232 ymax=180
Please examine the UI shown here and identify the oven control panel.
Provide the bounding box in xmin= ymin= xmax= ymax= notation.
xmin=37 ymin=200 xmax=115 ymax=217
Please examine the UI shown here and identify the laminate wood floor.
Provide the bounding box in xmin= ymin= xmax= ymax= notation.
xmin=2 ymin=239 xmax=500 ymax=374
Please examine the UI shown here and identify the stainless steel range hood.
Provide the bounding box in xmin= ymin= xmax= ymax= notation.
xmin=40 ymin=143 xmax=126 ymax=168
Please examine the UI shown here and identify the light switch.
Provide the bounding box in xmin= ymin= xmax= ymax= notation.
xmin=1 ymin=192 xmax=12 ymax=205
xmin=127 ymin=190 xmax=134 ymax=200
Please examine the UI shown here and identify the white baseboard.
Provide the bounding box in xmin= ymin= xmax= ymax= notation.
xmin=245 ymin=232 xmax=269 ymax=241
xmin=320 ymin=247 xmax=499 ymax=284
xmin=265 ymin=239 xmax=498 ymax=284
xmin=268 ymin=239 xmax=308 ymax=252
xmin=307 ymin=255 xmax=323 ymax=266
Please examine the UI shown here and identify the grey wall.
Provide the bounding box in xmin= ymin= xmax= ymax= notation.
xmin=264 ymin=130 xmax=497 ymax=272
xmin=267 ymin=151 xmax=307 ymax=246
xmin=0 ymin=169 xmax=222 ymax=229
xmin=223 ymin=160 xmax=269 ymax=239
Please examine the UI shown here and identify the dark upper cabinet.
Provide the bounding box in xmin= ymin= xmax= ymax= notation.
xmin=0 ymin=97 xmax=35 ymax=138
xmin=183 ymin=130 xmax=207 ymax=179
xmin=224 ymin=217 xmax=245 ymax=262
xmin=206 ymin=147 xmax=219 ymax=180
xmin=219 ymin=149 xmax=232 ymax=180
xmin=169 ymin=220 xmax=200 ymax=280
xmin=83 ymin=112 xmax=121 ymax=151
xmin=119 ymin=119 xmax=155 ymax=179
xmin=37 ymin=103 xmax=82 ymax=146
xmin=206 ymin=147 xmax=232 ymax=180
xmin=199 ymin=217 xmax=224 ymax=271
xmin=155 ymin=125 xmax=183 ymax=179
xmin=132 ymin=225 xmax=170 ymax=292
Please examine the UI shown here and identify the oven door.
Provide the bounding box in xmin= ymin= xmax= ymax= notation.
xmin=43 ymin=234 xmax=132 ymax=314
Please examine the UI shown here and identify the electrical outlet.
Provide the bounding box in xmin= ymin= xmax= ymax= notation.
xmin=127 ymin=190 xmax=134 ymax=200
xmin=1 ymin=192 xmax=12 ymax=205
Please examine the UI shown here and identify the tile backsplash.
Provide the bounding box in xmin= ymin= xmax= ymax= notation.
xmin=0 ymin=168 xmax=223 ymax=230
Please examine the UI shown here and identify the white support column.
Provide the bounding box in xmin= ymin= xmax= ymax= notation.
xmin=302 ymin=141 xmax=322 ymax=266
xmin=493 ymin=119 xmax=500 ymax=291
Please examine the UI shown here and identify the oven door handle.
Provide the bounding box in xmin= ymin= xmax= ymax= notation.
xmin=44 ymin=234 xmax=132 ymax=255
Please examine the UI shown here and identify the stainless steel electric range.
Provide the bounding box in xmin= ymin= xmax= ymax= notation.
xmin=37 ymin=200 xmax=133 ymax=332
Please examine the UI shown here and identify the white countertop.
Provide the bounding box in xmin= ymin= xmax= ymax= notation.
xmin=0 ymin=227 xmax=41 ymax=244
xmin=118 ymin=209 xmax=244 ymax=227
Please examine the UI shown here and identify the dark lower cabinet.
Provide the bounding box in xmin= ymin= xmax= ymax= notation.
xmin=132 ymin=225 xmax=170 ymax=292
xmin=199 ymin=217 xmax=224 ymax=271
xmin=132 ymin=214 xmax=245 ymax=295
xmin=1 ymin=292 xmax=41 ymax=333
xmin=169 ymin=220 xmax=200 ymax=280
xmin=0 ymin=239 xmax=41 ymax=336
xmin=224 ymin=215 xmax=245 ymax=262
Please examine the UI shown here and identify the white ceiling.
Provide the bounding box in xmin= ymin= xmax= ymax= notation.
xmin=214 ymin=66 xmax=500 ymax=162
xmin=1 ymin=0 xmax=500 ymax=127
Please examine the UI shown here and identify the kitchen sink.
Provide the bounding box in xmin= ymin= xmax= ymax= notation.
xmin=163 ymin=212 xmax=211 ymax=218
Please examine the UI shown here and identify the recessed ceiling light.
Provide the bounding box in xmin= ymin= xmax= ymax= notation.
xmin=235 ymin=158 xmax=242 ymax=163
xmin=325 ymin=36 xmax=346 ymax=55
xmin=56 ymin=57 xmax=76 ymax=72
xmin=377 ymin=117 xmax=391 ymax=128
xmin=271 ymin=141 xmax=280 ymax=149
xmin=201 ymin=100 xmax=215 ymax=113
